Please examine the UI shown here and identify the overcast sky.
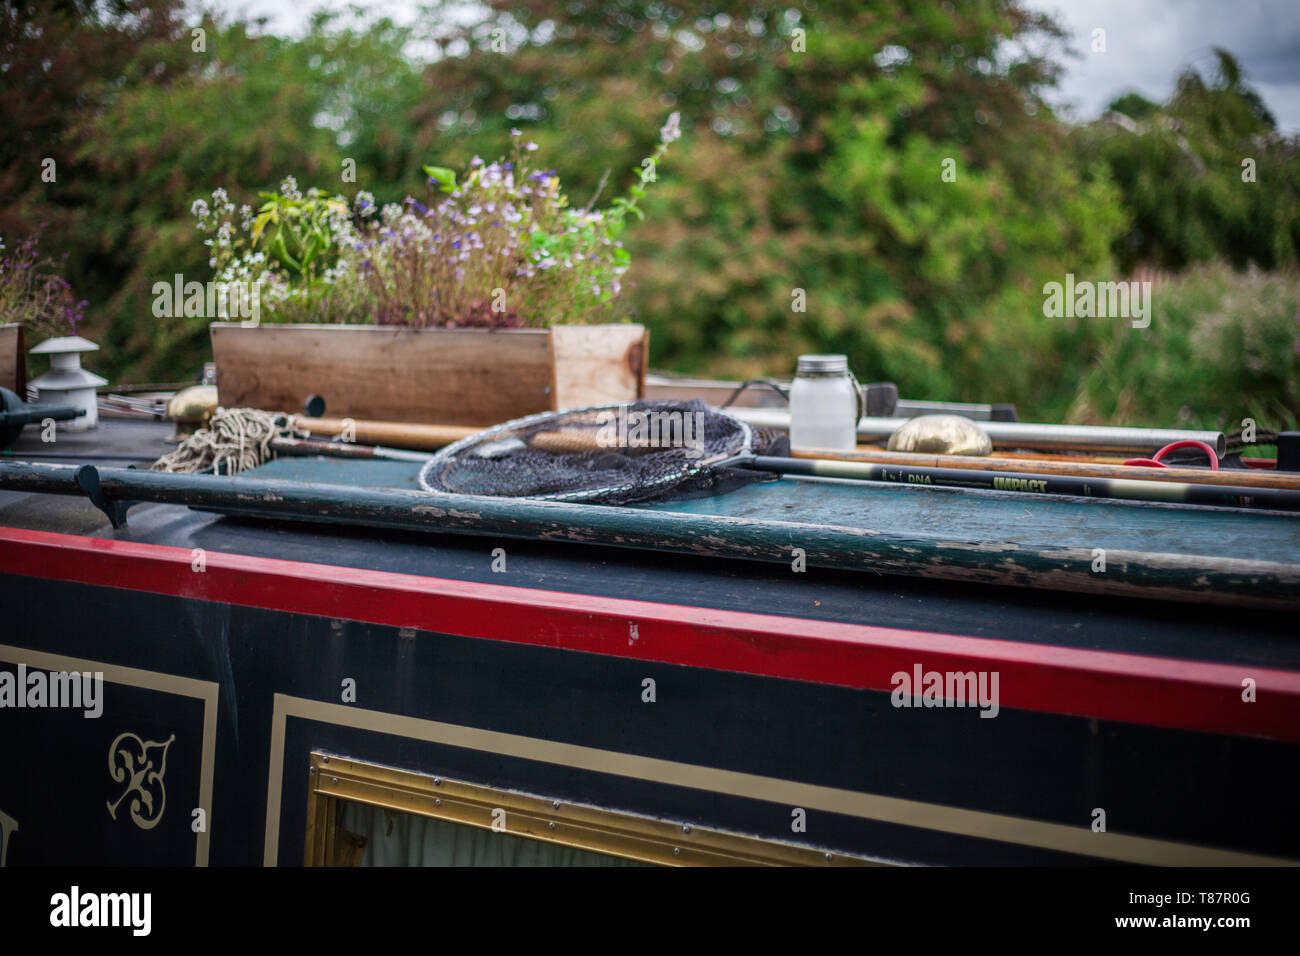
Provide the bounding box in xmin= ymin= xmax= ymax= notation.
xmin=1029 ymin=0 xmax=1300 ymax=132
xmin=211 ymin=0 xmax=1300 ymax=133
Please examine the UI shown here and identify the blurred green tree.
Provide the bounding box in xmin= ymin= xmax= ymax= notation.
xmin=1068 ymin=264 xmax=1300 ymax=433
xmin=6 ymin=2 xmax=1293 ymax=429
xmin=406 ymin=0 xmax=1127 ymax=411
xmin=1080 ymin=49 xmax=1300 ymax=274
xmin=0 ymin=0 xmax=188 ymax=242
xmin=7 ymin=5 xmax=426 ymax=380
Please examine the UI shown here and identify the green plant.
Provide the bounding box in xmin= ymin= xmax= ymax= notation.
xmin=190 ymin=118 xmax=679 ymax=328
xmin=1067 ymin=263 xmax=1300 ymax=432
xmin=250 ymin=183 xmax=350 ymax=280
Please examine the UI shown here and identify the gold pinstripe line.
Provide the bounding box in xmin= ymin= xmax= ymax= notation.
xmin=0 ymin=643 xmax=218 ymax=866
xmin=263 ymin=694 xmax=1296 ymax=867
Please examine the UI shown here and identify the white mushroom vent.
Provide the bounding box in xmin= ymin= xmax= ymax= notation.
xmin=28 ymin=335 xmax=108 ymax=431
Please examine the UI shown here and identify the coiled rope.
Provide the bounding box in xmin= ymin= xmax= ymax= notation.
xmin=151 ymin=407 xmax=305 ymax=475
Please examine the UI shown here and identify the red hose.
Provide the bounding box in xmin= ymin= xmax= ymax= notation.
xmin=1124 ymin=439 xmax=1220 ymax=470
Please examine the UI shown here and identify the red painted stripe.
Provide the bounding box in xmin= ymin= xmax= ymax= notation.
xmin=2 ymin=527 xmax=1298 ymax=742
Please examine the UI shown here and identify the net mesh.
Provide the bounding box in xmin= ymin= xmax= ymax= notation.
xmin=418 ymin=400 xmax=779 ymax=505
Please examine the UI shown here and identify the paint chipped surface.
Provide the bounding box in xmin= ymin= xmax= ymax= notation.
xmin=3 ymin=459 xmax=1299 ymax=610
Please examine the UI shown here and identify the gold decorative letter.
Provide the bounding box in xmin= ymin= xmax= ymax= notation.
xmin=107 ymin=733 xmax=175 ymax=830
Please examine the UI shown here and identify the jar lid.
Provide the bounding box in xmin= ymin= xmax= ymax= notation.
xmin=796 ymin=354 xmax=849 ymax=374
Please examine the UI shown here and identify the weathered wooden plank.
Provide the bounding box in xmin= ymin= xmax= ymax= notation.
xmin=212 ymin=322 xmax=648 ymax=426
xmin=239 ymin=457 xmax=1300 ymax=564
xmin=0 ymin=324 xmax=25 ymax=394
xmin=2 ymin=461 xmax=1297 ymax=609
xmin=212 ymin=323 xmax=554 ymax=425
xmin=549 ymin=324 xmax=647 ymax=411
xmin=642 ymin=475 xmax=1300 ymax=562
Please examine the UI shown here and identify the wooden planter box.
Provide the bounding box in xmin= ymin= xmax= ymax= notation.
xmin=210 ymin=323 xmax=648 ymax=426
xmin=0 ymin=324 xmax=26 ymax=395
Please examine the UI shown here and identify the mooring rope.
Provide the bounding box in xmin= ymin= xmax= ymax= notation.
xmin=151 ymin=407 xmax=305 ymax=475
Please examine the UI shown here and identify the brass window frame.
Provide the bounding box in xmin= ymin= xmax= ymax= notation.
xmin=304 ymin=752 xmax=880 ymax=867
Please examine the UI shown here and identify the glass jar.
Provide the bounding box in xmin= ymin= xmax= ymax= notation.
xmin=789 ymin=354 xmax=860 ymax=451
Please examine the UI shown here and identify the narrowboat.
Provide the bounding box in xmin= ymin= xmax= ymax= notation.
xmin=0 ymin=390 xmax=1298 ymax=868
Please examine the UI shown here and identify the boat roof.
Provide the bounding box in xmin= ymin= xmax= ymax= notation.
xmin=1 ymin=419 xmax=1297 ymax=672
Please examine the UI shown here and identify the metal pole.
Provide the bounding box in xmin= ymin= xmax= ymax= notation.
xmin=726 ymin=407 xmax=1228 ymax=456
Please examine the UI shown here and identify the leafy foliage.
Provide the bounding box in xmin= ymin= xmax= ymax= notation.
xmin=249 ymin=186 xmax=351 ymax=279
xmin=1079 ymin=49 xmax=1300 ymax=273
xmin=396 ymin=0 xmax=1127 ymax=409
xmin=2 ymin=2 xmax=1296 ymax=432
xmin=7 ymin=7 xmax=429 ymax=379
xmin=190 ymin=121 xmax=677 ymax=328
xmin=1068 ymin=265 xmax=1300 ymax=433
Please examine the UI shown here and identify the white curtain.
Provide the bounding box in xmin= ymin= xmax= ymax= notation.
xmin=338 ymin=800 xmax=650 ymax=867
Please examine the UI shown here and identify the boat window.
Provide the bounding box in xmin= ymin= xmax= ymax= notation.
xmin=334 ymin=801 xmax=649 ymax=867
xmin=304 ymin=753 xmax=864 ymax=867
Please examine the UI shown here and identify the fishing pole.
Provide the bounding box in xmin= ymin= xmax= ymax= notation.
xmin=270 ymin=437 xmax=432 ymax=462
xmin=731 ymin=455 xmax=1300 ymax=513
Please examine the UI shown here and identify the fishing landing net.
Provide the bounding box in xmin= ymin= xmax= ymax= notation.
xmin=417 ymin=400 xmax=787 ymax=505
